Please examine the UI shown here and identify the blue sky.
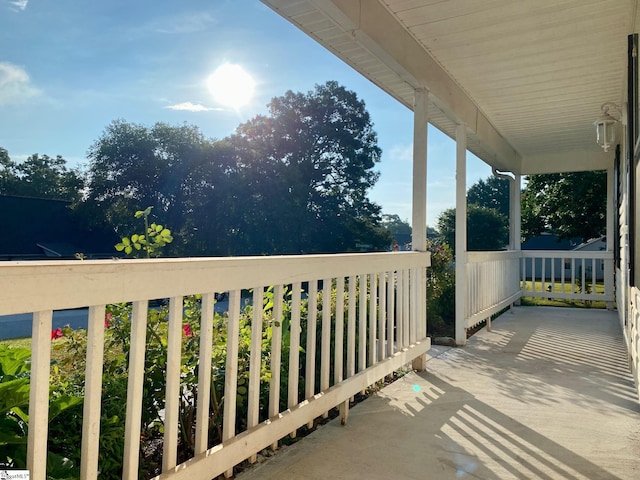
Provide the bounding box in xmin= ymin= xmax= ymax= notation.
xmin=0 ymin=0 xmax=491 ymax=226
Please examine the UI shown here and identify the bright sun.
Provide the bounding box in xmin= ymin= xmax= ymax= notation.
xmin=207 ymin=64 xmax=255 ymax=109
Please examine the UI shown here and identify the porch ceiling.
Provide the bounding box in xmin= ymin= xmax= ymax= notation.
xmin=262 ymin=0 xmax=640 ymax=174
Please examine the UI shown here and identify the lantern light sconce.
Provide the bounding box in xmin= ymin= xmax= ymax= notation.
xmin=594 ymin=102 xmax=621 ymax=152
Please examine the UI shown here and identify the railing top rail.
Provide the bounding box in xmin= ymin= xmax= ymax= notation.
xmin=0 ymin=251 xmax=430 ymax=316
xmin=465 ymin=250 xmax=615 ymax=263
xmin=466 ymin=250 xmax=522 ymax=263
xmin=521 ymin=250 xmax=613 ymax=259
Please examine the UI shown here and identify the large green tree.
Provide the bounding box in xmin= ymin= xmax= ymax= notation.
xmin=0 ymin=149 xmax=83 ymax=201
xmin=226 ymin=81 xmax=391 ymax=254
xmin=467 ymin=176 xmax=510 ymax=218
xmin=82 ymin=82 xmax=390 ymax=256
xmin=82 ymin=120 xmax=217 ymax=251
xmin=435 ymin=176 xmax=510 ymax=252
xmin=437 ymin=204 xmax=509 ymax=253
xmin=521 ymin=171 xmax=606 ymax=242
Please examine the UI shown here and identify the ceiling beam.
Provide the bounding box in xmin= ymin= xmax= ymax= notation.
xmin=520 ymin=149 xmax=614 ymax=175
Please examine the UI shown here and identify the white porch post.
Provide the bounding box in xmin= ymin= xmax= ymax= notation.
xmin=411 ymin=88 xmax=428 ymax=371
xmin=606 ymin=166 xmax=615 ymax=309
xmin=411 ymin=88 xmax=428 ymax=252
xmin=455 ymin=124 xmax=467 ymax=346
xmin=512 ymin=174 xmax=522 ymax=306
xmin=510 ymin=174 xmax=521 ymax=251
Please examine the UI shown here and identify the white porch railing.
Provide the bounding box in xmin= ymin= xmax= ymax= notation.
xmin=0 ymin=251 xmax=430 ymax=480
xmin=520 ymin=250 xmax=615 ymax=303
xmin=465 ymin=250 xmax=522 ymax=329
xmin=464 ymin=250 xmax=616 ymax=332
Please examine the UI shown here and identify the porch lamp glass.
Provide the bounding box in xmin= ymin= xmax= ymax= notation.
xmin=594 ymin=103 xmax=619 ymax=152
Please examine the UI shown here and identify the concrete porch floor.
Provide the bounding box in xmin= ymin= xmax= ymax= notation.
xmin=237 ymin=306 xmax=640 ymax=480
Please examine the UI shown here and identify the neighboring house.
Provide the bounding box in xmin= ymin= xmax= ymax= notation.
xmin=521 ymin=233 xmax=581 ymax=251
xmin=573 ymin=236 xmax=607 ymax=281
xmin=521 ymin=233 xmax=580 ymax=281
xmin=521 ymin=233 xmax=607 ymax=281
xmin=0 ymin=195 xmax=119 ymax=260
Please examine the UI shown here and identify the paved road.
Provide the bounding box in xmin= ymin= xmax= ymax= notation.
xmin=0 ymin=299 xmax=232 ymax=340
xmin=0 ymin=309 xmax=91 ymax=340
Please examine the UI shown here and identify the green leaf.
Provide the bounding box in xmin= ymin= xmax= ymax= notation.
xmin=114 ymin=243 xmax=125 ymax=252
xmin=0 ymin=428 xmax=28 ymax=446
xmin=124 ymin=246 xmax=132 ymax=255
xmin=0 ymin=378 xmax=30 ymax=415
xmin=131 ymin=234 xmax=139 ymax=243
xmin=49 ymin=395 xmax=83 ymax=422
xmin=0 ymin=346 xmax=31 ymax=377
xmin=135 ymin=206 xmax=152 ymax=218
xmin=46 ymin=451 xmax=79 ymax=479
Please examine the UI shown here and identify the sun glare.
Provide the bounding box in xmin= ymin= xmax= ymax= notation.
xmin=207 ymin=63 xmax=255 ymax=109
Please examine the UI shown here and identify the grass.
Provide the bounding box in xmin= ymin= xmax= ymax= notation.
xmin=521 ymin=280 xmax=608 ymax=309
xmin=0 ymin=337 xmax=31 ymax=349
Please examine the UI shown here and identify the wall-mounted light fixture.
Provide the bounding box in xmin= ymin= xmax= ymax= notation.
xmin=594 ymin=102 xmax=621 ymax=152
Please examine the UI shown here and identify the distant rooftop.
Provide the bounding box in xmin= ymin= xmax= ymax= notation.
xmin=521 ymin=233 xmax=581 ymax=251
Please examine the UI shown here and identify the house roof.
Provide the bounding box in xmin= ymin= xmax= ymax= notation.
xmin=573 ymin=236 xmax=607 ymax=251
xmin=0 ymin=195 xmax=118 ymax=260
xmin=261 ymin=0 xmax=639 ymax=175
xmin=521 ymin=233 xmax=580 ymax=251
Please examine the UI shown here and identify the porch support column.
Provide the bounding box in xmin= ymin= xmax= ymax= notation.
xmin=455 ymin=124 xmax=468 ymax=346
xmin=411 ymin=88 xmax=428 ymax=252
xmin=511 ymin=174 xmax=522 ymax=306
xmin=606 ymin=166 xmax=615 ymax=309
xmin=411 ymin=88 xmax=428 ymax=371
xmin=510 ymin=174 xmax=521 ymax=251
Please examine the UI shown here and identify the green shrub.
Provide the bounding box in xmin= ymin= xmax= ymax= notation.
xmin=426 ymin=240 xmax=455 ymax=337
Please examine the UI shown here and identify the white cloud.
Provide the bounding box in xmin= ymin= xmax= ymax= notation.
xmin=9 ymin=0 xmax=28 ymax=11
xmin=0 ymin=62 xmax=40 ymax=106
xmin=164 ymin=101 xmax=221 ymax=112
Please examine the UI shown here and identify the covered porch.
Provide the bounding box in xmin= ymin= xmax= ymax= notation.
xmin=238 ymin=306 xmax=640 ymax=479
xmin=3 ymin=0 xmax=640 ymax=478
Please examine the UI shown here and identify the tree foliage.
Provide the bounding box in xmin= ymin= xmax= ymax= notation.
xmin=82 ymin=120 xmax=215 ymax=245
xmin=82 ymin=82 xmax=391 ymax=255
xmin=0 ymin=149 xmax=83 ymax=201
xmin=521 ymin=171 xmax=606 ymax=242
xmin=223 ymin=81 xmax=390 ymax=254
xmin=435 ymin=175 xmax=510 ymax=252
xmin=466 ymin=176 xmax=510 ymax=218
xmin=381 ymin=214 xmax=411 ymax=235
xmin=437 ymin=204 xmax=509 ymax=253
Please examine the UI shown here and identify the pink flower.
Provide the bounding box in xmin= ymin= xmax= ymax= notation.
xmin=183 ymin=324 xmax=193 ymax=337
xmin=51 ymin=328 xmax=63 ymax=340
xmin=104 ymin=312 xmax=112 ymax=328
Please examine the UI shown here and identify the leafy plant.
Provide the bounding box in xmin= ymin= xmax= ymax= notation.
xmin=425 ymin=240 xmax=455 ymax=337
xmin=115 ymin=206 xmax=173 ymax=258
xmin=0 ymin=345 xmax=83 ymax=476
